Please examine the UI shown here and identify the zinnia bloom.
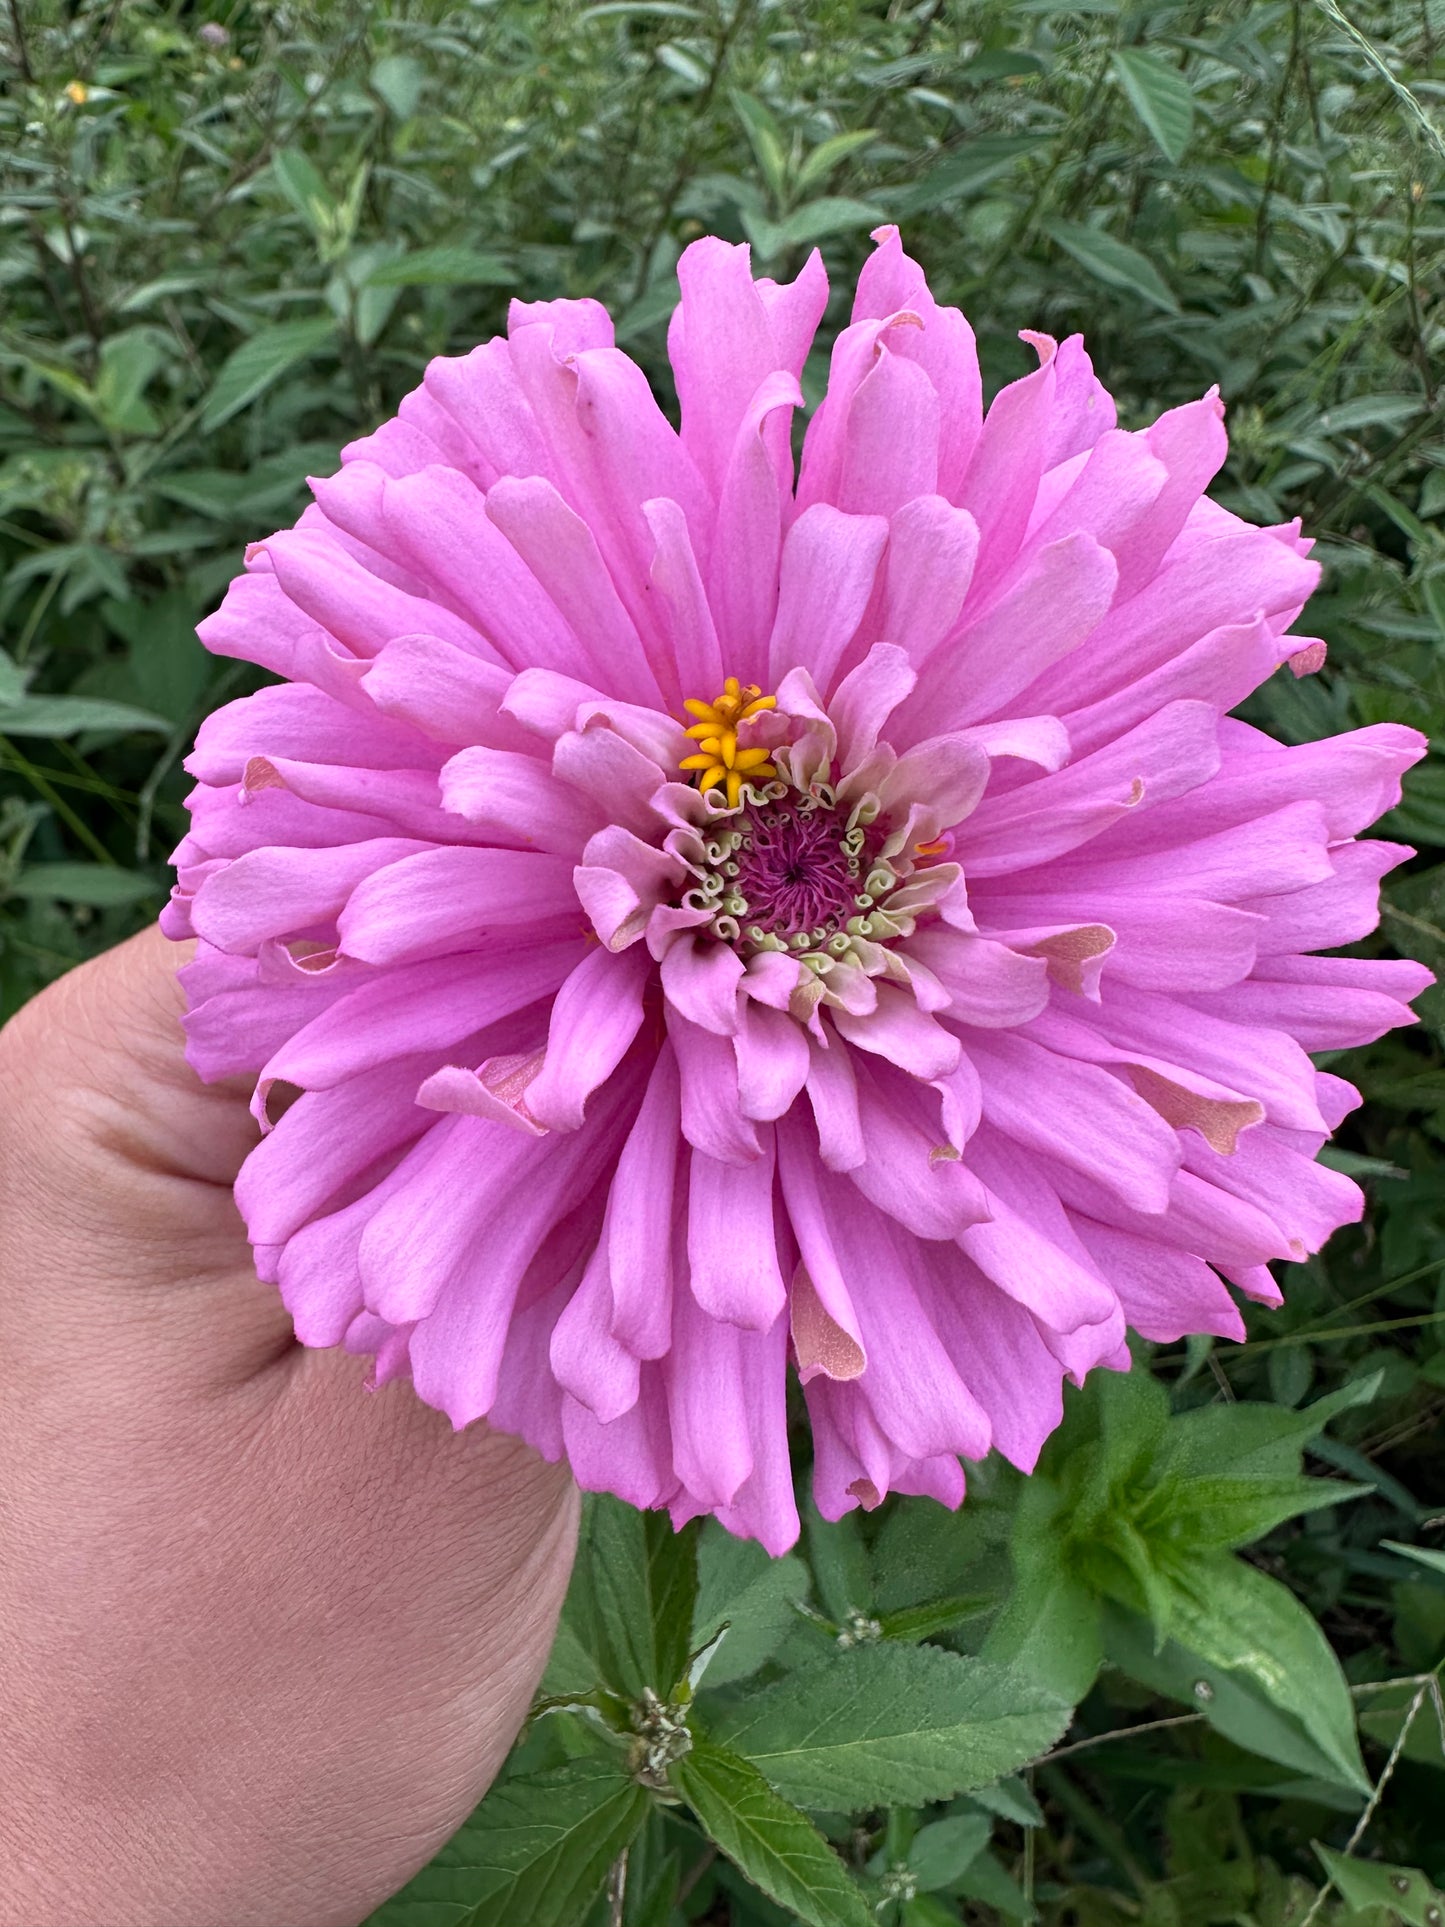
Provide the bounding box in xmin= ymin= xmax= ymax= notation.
xmin=167 ymin=228 xmax=1429 ymax=1553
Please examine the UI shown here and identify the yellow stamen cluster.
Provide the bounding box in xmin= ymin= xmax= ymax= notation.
xmin=679 ymin=677 xmax=778 ymax=809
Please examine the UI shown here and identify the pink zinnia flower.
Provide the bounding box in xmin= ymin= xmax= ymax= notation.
xmin=167 ymin=228 xmax=1429 ymax=1554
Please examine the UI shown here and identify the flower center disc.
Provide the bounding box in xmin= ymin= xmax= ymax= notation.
xmin=734 ymin=801 xmax=863 ymax=940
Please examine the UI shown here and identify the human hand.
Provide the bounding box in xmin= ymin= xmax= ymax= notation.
xmin=0 ymin=925 xmax=577 ymax=1927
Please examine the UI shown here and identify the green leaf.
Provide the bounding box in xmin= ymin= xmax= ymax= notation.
xmin=364 ymin=1756 xmax=648 ymax=1927
xmin=200 ymin=318 xmax=336 ymax=431
xmin=564 ymin=1496 xmax=697 ymax=1699
xmin=869 ymin=1492 xmax=1009 ymax=1616
xmin=0 ymin=694 xmax=171 ymax=737
xmin=691 ymin=1522 xmax=809 ymax=1687
xmin=950 ymin=1847 xmax=1037 ymax=1921
xmin=624 ymin=1843 xmax=682 ymax=1927
xmin=903 ymin=1898 xmax=962 ymax=1927
xmin=1111 ymin=47 xmax=1195 ymax=162
xmin=984 ymin=1478 xmax=1101 ymax=1705
xmin=1315 ymin=1845 xmax=1445 ymax=1924
xmin=371 ymin=53 xmax=426 ymax=119
xmin=539 ymin=1614 xmax=607 ymax=1701
xmin=7 ymin=863 xmax=160 ymax=907
xmin=1162 ymin=1555 xmax=1370 ymax=1792
xmin=803 ymin=1495 xmax=874 ymax=1624
xmin=272 ymin=148 xmax=336 ymax=241
xmin=968 ymin=1778 xmax=1044 ymax=1827
xmin=670 ymin=1742 xmax=873 ymax=1927
xmin=1382 ymin=1539 xmax=1445 ymax=1578
xmin=795 ymin=129 xmax=877 ymax=194
xmin=364 ymin=247 xmax=513 ymax=288
xmin=93 ymin=328 xmax=166 ymax=434
xmin=885 ymin=136 xmax=1047 ymax=216
xmin=1043 ymin=219 xmax=1179 ymax=314
xmin=878 ymin=1594 xmax=994 ymax=1643
xmin=151 ymin=444 xmax=340 ymax=522
xmin=906 ymin=1814 xmax=992 ymax=1890
xmin=1133 ymin=1474 xmax=1368 ymax=1552
xmin=777 ymin=196 xmax=889 ymax=247
xmin=1160 ymin=1374 xmax=1383 ymax=1483
xmin=0 ymin=650 xmax=27 ymax=706
xmin=1356 ymin=1677 xmax=1445 ymax=1773
xmin=711 ymin=1643 xmax=1069 ymax=1811
xmin=1102 ymin=1602 xmax=1370 ymax=1790
xmin=730 ymin=90 xmax=789 ymax=201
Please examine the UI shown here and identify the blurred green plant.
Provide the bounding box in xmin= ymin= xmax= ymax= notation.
xmin=3 ymin=0 xmax=1444 ymax=1917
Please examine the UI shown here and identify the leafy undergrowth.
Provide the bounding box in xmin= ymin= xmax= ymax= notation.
xmin=3 ymin=0 xmax=1443 ymax=1917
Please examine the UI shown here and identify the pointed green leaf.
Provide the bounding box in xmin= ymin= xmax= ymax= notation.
xmin=364 ymin=247 xmax=513 ymax=288
xmin=371 ymin=54 xmax=426 ymax=119
xmin=0 ymin=694 xmax=170 ymax=737
xmin=795 ymin=129 xmax=877 ymax=194
xmin=904 ymin=1898 xmax=963 ymax=1927
xmin=950 ymin=1847 xmax=1036 ymax=1921
xmin=985 ymin=1477 xmax=1101 ymax=1706
xmin=878 ymin=1594 xmax=993 ymax=1643
xmin=1112 ymin=47 xmax=1195 ymax=162
xmin=1043 ymin=219 xmax=1179 ymax=314
xmin=1134 ymin=1474 xmax=1368 ymax=1552
xmin=968 ymin=1778 xmax=1044 ymax=1827
xmin=778 ymin=195 xmax=890 ymax=248
xmin=563 ymin=1496 xmax=697 ymax=1699
xmin=8 ymin=863 xmax=160 ymax=907
xmin=885 ymin=136 xmax=1047 ymax=216
xmin=670 ymin=1742 xmax=873 ymax=1927
xmin=364 ymin=1756 xmax=648 ymax=1927
xmin=1162 ymin=1555 xmax=1369 ymax=1792
xmin=906 ymin=1814 xmax=991 ymax=1891
xmin=710 ymin=1643 xmax=1069 ymax=1810
xmin=200 ymin=318 xmax=336 ymax=431
xmin=272 ymin=148 xmax=336 ymax=238
xmin=1102 ymin=1602 xmax=1368 ymax=1790
xmin=803 ymin=1495 xmax=874 ymax=1624
xmin=1161 ymin=1374 xmax=1382 ymax=1483
xmin=730 ymin=90 xmax=789 ymax=201
xmin=93 ymin=328 xmax=166 ymax=434
xmin=1315 ymin=1845 xmax=1445 ymax=1924
xmin=691 ymin=1522 xmax=808 ymax=1687
xmin=1383 ymin=1539 xmax=1445 ymax=1578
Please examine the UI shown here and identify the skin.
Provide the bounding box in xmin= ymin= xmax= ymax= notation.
xmin=0 ymin=926 xmax=579 ymax=1927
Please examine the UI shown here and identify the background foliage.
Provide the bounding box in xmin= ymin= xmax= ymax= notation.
xmin=3 ymin=0 xmax=1444 ymax=1917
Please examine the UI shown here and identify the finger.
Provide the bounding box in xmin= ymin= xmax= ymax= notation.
xmin=0 ymin=925 xmax=291 ymax=1369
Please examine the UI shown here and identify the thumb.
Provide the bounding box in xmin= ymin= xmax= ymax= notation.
xmin=0 ymin=924 xmax=292 ymax=1372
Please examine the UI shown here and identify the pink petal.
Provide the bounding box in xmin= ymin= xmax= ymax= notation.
xmin=804 ymin=1032 xmax=866 ymax=1171
xmin=605 ymin=1047 xmax=681 ymax=1358
xmin=360 ymin=635 xmax=538 ymax=751
xmin=901 ymin=532 xmax=1117 ymax=737
xmin=767 ymin=502 xmax=889 ymax=696
xmin=337 ymin=846 xmax=581 ymax=965
xmin=667 ymin=1005 xmax=761 ymax=1164
xmin=549 ymin=1244 xmax=642 ymax=1424
xmin=256 ymin=942 xmax=576 ymax=1106
xmin=876 ymin=496 xmax=980 ymax=669
xmin=905 ymin=928 xmax=1051 ymax=1028
xmin=485 ymin=475 xmax=659 ymax=700
xmin=525 ymin=943 xmax=653 ymax=1131
xmin=968 ymin=1030 xmax=1181 ymax=1216
xmin=688 ymin=1138 xmax=787 ymax=1329
xmin=441 ymin=745 xmax=602 ymax=853
xmin=735 ymin=1000 xmax=811 ymax=1121
xmin=191 ymin=837 xmax=428 ymax=954
xmin=1073 ymin=1219 xmax=1245 ymax=1343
